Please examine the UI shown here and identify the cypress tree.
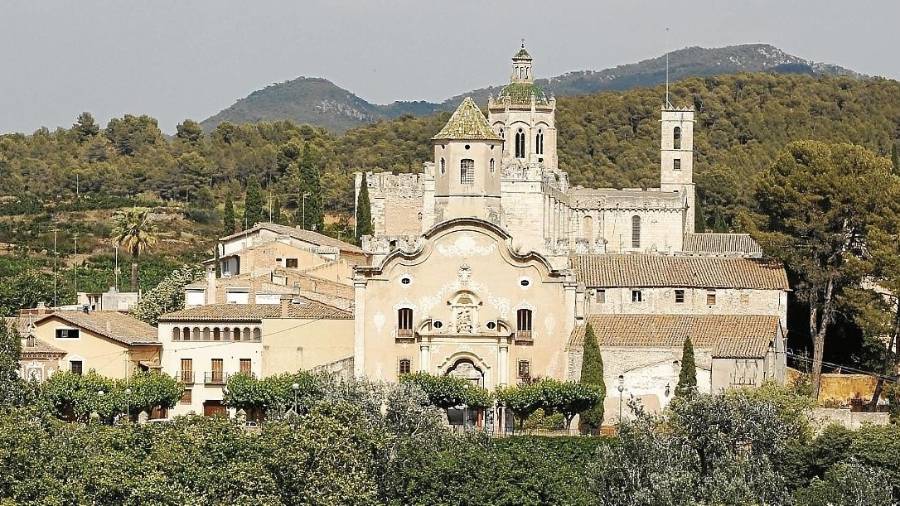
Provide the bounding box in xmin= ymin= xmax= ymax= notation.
xmin=298 ymin=145 xmax=323 ymax=231
xmin=356 ymin=175 xmax=373 ymax=243
xmin=243 ymin=176 xmax=264 ymax=229
xmin=222 ymin=193 xmax=236 ymax=236
xmin=578 ymin=323 xmax=606 ymax=432
xmin=0 ymin=320 xmax=25 ymax=406
xmin=676 ymin=336 xmax=698 ymax=397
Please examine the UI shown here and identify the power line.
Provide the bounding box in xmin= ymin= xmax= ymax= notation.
xmin=785 ymin=349 xmax=899 ymax=383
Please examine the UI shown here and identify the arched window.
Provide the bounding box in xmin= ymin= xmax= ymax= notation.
xmin=516 ymin=309 xmax=533 ymax=341
xmin=515 ymin=129 xmax=525 ymax=159
xmin=631 ymin=215 xmax=641 ymax=248
xmin=536 ymin=130 xmax=544 ymax=155
xmin=222 ymin=327 xmax=231 ymax=341
xmin=243 ymin=328 xmax=251 ymax=341
xmin=440 ymin=157 xmax=445 ymax=174
xmin=398 ymin=358 xmax=411 ymax=375
xmin=460 ymin=159 xmax=474 ymax=184
xmin=202 ymin=327 xmax=211 ymax=341
xmin=397 ymin=308 xmax=414 ymax=337
xmin=490 ymin=158 xmax=495 ymax=174
xmin=183 ymin=327 xmax=191 ymax=341
xmin=213 ymin=328 xmax=221 ymax=341
xmin=192 ymin=327 xmax=201 ymax=341
xmin=673 ymin=126 xmax=682 ymax=150
xmin=172 ymin=327 xmax=181 ymax=341
xmin=253 ymin=328 xmax=262 ymax=341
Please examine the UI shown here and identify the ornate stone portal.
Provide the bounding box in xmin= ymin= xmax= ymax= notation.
xmin=447 ymin=359 xmax=484 ymax=386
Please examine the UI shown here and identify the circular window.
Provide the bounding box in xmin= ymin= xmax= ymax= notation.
xmin=464 ymin=144 xmax=471 ymax=150
xmin=486 ymin=321 xmax=496 ymax=330
xmin=400 ymin=277 xmax=411 ymax=285
xmin=433 ymin=320 xmax=443 ymax=329
xmin=520 ymin=279 xmax=530 ymax=287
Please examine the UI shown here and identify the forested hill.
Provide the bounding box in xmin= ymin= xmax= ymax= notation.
xmin=0 ymin=72 xmax=897 ymax=303
xmin=201 ymin=44 xmax=860 ymax=133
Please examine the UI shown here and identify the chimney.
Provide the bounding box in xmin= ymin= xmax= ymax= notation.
xmin=280 ymin=295 xmax=291 ymax=317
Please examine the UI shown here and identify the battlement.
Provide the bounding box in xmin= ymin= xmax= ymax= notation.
xmin=363 ymin=171 xmax=426 ymax=198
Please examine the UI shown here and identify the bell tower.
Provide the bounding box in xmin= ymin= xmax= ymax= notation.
xmin=659 ymin=105 xmax=696 ymax=233
xmin=487 ymin=43 xmax=558 ymax=170
xmin=432 ymin=98 xmax=503 ymax=224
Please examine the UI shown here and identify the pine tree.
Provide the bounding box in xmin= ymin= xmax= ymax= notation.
xmin=72 ymin=112 xmax=100 ymax=143
xmin=298 ymin=145 xmax=323 ymax=231
xmin=222 ymin=193 xmax=236 ymax=236
xmin=243 ymin=176 xmax=264 ymax=229
xmin=578 ymin=323 xmax=606 ymax=432
xmin=272 ymin=196 xmax=282 ymax=225
xmin=676 ymin=336 xmax=698 ymax=397
xmin=355 ymin=175 xmax=373 ymax=243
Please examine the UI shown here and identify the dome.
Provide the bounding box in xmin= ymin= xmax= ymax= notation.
xmin=496 ymin=82 xmax=550 ymax=106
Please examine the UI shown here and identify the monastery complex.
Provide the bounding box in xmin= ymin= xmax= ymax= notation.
xmin=16 ymin=45 xmax=789 ymax=424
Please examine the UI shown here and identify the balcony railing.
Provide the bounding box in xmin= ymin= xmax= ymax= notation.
xmin=396 ymin=328 xmax=415 ymax=339
xmin=204 ymin=372 xmax=226 ymax=385
xmin=178 ymin=370 xmax=195 ymax=384
xmin=514 ymin=330 xmax=533 ymax=343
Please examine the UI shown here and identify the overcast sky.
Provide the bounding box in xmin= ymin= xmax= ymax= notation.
xmin=2 ymin=0 xmax=898 ymax=134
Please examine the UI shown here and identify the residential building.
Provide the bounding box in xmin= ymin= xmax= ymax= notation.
xmin=158 ymin=296 xmax=353 ymax=417
xmin=28 ymin=310 xmax=160 ymax=379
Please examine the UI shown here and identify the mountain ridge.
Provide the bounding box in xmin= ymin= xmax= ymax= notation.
xmin=200 ymin=43 xmax=862 ymax=133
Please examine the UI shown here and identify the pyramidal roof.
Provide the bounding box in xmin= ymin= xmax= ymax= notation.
xmin=513 ymin=46 xmax=532 ymax=60
xmin=432 ymin=97 xmax=501 ymax=141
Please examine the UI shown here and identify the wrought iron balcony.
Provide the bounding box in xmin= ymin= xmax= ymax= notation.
xmin=514 ymin=330 xmax=533 ymax=343
xmin=204 ymin=372 xmax=226 ymax=385
xmin=178 ymin=370 xmax=195 ymax=384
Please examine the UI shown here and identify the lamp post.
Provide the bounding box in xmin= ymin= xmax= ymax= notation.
xmin=123 ymin=387 xmax=132 ymax=422
xmin=97 ymin=390 xmax=105 ymax=423
xmin=617 ymin=375 xmax=624 ymax=424
xmin=291 ymin=382 xmax=300 ymax=414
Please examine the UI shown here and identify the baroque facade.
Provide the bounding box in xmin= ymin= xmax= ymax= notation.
xmin=354 ymin=45 xmax=788 ymax=417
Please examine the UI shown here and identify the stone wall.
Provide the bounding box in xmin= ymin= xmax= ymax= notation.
xmin=585 ymin=287 xmax=788 ymax=326
xmin=812 ymin=408 xmax=890 ymax=430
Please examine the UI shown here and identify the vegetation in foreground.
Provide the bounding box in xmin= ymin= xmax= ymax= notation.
xmin=0 ymin=377 xmax=897 ymax=505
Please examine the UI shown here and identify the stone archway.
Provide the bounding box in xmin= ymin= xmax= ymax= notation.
xmin=446 ymin=358 xmax=484 ymax=387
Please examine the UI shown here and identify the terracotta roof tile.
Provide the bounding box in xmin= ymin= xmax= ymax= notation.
xmin=569 ymin=254 xmax=788 ymax=290
xmin=34 ymin=311 xmax=159 ymax=345
xmin=159 ymin=299 xmax=351 ymax=322
xmin=568 ymin=314 xmax=780 ymax=358
xmin=683 ymin=233 xmax=762 ymax=257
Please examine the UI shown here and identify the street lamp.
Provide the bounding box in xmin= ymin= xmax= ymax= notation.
xmin=291 ymin=382 xmax=300 ymax=414
xmin=617 ymin=375 xmax=624 ymax=424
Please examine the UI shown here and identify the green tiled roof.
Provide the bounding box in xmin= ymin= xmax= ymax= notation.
xmin=497 ymin=82 xmax=549 ymax=105
xmin=513 ymin=47 xmax=532 ymax=60
xmin=432 ymin=97 xmax=501 ymax=141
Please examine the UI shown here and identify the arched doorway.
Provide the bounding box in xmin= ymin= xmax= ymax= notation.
xmin=446 ymin=359 xmax=485 ymax=429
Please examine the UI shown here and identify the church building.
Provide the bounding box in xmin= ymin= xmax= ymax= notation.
xmin=354 ymin=44 xmax=789 ymax=419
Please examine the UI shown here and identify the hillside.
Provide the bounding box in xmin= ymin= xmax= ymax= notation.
xmin=0 ymin=72 xmax=898 ymax=316
xmin=201 ymin=44 xmax=859 ymax=132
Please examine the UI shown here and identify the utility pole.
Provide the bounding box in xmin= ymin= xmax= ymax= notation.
xmin=114 ymin=245 xmax=119 ymax=292
xmin=73 ymin=233 xmax=78 ymax=302
xmin=301 ymin=192 xmax=310 ymax=230
xmin=52 ymin=227 xmax=58 ymax=307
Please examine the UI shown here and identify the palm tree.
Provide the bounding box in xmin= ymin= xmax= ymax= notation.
xmin=112 ymin=207 xmax=157 ymax=292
